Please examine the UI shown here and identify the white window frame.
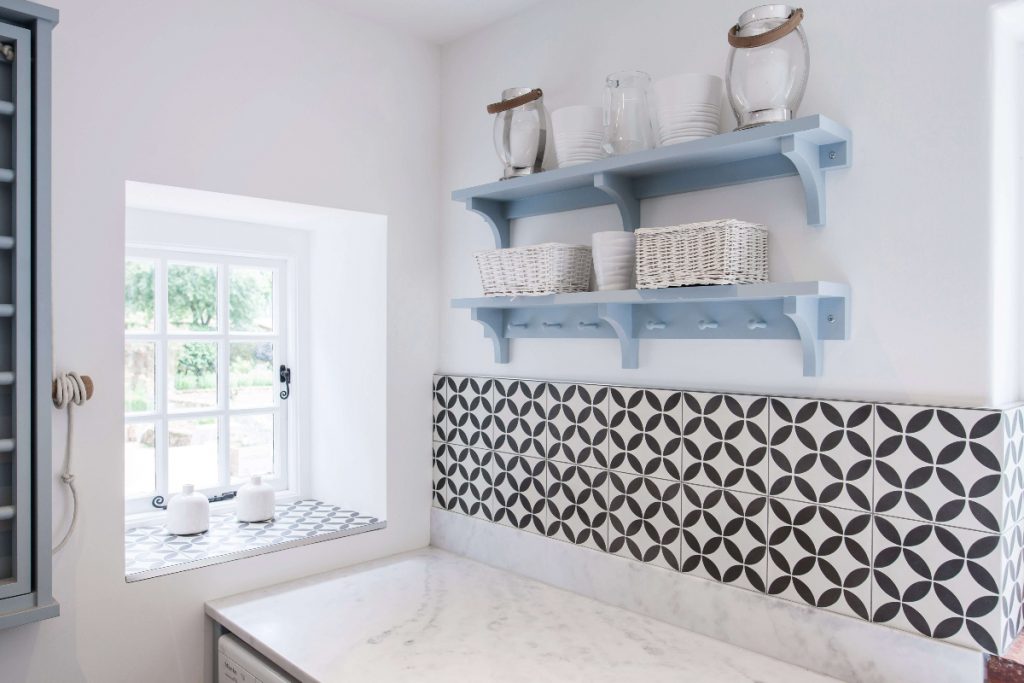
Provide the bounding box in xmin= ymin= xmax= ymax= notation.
xmin=124 ymin=246 xmax=297 ymax=518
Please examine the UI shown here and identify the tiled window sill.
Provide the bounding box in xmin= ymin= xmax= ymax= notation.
xmin=124 ymin=499 xmax=384 ymax=582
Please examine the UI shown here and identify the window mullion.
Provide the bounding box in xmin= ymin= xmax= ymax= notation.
xmin=155 ymin=257 xmax=169 ymax=498
xmin=218 ymin=263 xmax=230 ymax=488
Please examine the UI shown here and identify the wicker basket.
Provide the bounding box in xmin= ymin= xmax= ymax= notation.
xmin=474 ymin=243 xmax=592 ymax=296
xmin=635 ymin=219 xmax=768 ymax=288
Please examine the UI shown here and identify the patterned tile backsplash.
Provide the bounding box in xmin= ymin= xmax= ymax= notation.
xmin=432 ymin=374 xmax=1024 ymax=656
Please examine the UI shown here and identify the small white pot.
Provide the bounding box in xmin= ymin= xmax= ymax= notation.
xmin=166 ymin=484 xmax=210 ymax=535
xmin=592 ymin=231 xmax=636 ymax=291
xmin=236 ymin=475 xmax=276 ymax=523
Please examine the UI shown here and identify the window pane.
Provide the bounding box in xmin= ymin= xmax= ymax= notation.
xmin=125 ymin=342 xmax=156 ymax=412
xmin=124 ymin=422 xmax=156 ymax=497
xmin=229 ymin=267 xmax=273 ymax=333
xmin=230 ymin=342 xmax=275 ymax=408
xmin=168 ymin=418 xmax=219 ymax=492
xmin=230 ymin=414 xmax=275 ymax=484
xmin=168 ymin=341 xmax=218 ymax=410
xmin=168 ymin=263 xmax=218 ymax=332
xmin=125 ymin=259 xmax=155 ymax=331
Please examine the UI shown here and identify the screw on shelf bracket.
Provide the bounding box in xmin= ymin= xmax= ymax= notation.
xmin=783 ymin=295 xmax=823 ymax=377
xmin=466 ymin=197 xmax=510 ymax=248
xmin=472 ymin=308 xmax=509 ymax=363
xmin=597 ymin=303 xmax=638 ymax=369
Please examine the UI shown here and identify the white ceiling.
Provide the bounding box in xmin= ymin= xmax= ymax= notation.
xmin=327 ymin=0 xmax=545 ymax=44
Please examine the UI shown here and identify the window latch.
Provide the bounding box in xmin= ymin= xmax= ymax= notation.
xmin=279 ymin=364 xmax=291 ymax=400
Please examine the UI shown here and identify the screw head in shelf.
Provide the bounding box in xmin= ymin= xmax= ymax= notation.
xmin=826 ymin=314 xmax=836 ymax=323
xmin=828 ymin=150 xmax=837 ymax=160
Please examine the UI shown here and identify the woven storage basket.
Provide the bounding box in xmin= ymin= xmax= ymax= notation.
xmin=474 ymin=242 xmax=592 ymax=296
xmin=635 ymin=219 xmax=768 ymax=288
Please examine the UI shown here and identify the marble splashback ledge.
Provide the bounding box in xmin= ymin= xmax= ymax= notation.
xmin=431 ymin=374 xmax=1024 ymax=660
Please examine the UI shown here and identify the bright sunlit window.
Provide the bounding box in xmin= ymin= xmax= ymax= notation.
xmin=124 ymin=248 xmax=290 ymax=515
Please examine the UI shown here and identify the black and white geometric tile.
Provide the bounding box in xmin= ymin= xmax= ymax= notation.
xmin=546 ymin=383 xmax=609 ymax=468
xmin=445 ymin=375 xmax=494 ymax=449
xmin=1000 ymin=520 xmax=1024 ymax=653
xmin=432 ymin=442 xmax=450 ymax=509
xmin=874 ymin=406 xmax=1004 ymax=532
xmin=766 ymin=498 xmax=872 ymax=620
xmin=1001 ymin=407 xmax=1024 ymax=530
xmin=682 ymin=393 xmax=769 ymax=494
xmin=445 ymin=446 xmax=495 ymax=521
xmin=432 ymin=375 xmax=447 ymax=443
xmin=125 ymin=500 xmax=381 ymax=578
xmin=609 ymin=388 xmax=682 ymax=480
xmin=494 ymin=379 xmax=546 ymax=457
xmin=608 ymin=472 xmax=681 ymax=570
xmin=769 ymin=398 xmax=874 ymax=511
xmin=872 ymin=514 xmax=1002 ymax=652
xmin=545 ymin=461 xmax=609 ymax=551
xmin=429 ymin=374 xmax=1024 ymax=655
xmin=681 ymin=484 xmax=767 ymax=591
xmin=493 ymin=452 xmax=547 ymax=533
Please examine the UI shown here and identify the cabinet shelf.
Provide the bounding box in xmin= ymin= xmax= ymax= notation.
xmin=452 ymin=115 xmax=851 ymax=246
xmin=451 ymin=281 xmax=850 ymax=377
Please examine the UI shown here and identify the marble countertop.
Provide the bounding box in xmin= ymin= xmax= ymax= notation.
xmin=206 ymin=548 xmax=840 ymax=683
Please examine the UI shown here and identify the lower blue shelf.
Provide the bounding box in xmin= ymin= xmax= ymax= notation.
xmin=451 ymin=281 xmax=850 ymax=377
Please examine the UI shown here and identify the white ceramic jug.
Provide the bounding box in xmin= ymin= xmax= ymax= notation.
xmin=166 ymin=484 xmax=210 ymax=535
xmin=236 ymin=475 xmax=275 ymax=523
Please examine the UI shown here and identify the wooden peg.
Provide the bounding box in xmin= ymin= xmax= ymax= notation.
xmin=51 ymin=375 xmax=94 ymax=401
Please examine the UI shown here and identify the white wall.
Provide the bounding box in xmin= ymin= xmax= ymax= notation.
xmin=0 ymin=1 xmax=440 ymax=681
xmin=439 ymin=0 xmax=1004 ymax=407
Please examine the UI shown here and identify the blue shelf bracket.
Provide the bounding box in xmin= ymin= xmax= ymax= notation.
xmin=593 ymin=172 xmax=641 ymax=230
xmin=471 ymin=308 xmax=509 ymax=364
xmin=781 ymin=133 xmax=838 ymax=228
xmin=467 ymin=197 xmax=510 ymax=248
xmin=783 ymin=295 xmax=823 ymax=377
xmin=597 ymin=303 xmax=639 ymax=369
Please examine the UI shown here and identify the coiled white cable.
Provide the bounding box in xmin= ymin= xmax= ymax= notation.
xmin=52 ymin=371 xmax=87 ymax=553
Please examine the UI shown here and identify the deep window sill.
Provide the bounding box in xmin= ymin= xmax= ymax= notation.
xmin=124 ymin=499 xmax=385 ymax=582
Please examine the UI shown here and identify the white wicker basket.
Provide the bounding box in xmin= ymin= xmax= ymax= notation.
xmin=635 ymin=219 xmax=768 ymax=288
xmin=474 ymin=243 xmax=592 ymax=296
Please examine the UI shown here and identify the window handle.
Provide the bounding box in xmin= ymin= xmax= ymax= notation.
xmin=279 ymin=364 xmax=291 ymax=400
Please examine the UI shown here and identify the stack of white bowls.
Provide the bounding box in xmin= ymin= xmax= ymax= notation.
xmin=653 ymin=74 xmax=723 ymax=146
xmin=552 ymin=105 xmax=606 ymax=168
xmin=592 ymin=231 xmax=636 ymax=291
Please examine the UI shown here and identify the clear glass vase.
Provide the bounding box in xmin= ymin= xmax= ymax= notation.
xmin=602 ymin=71 xmax=655 ymax=155
xmin=726 ymin=5 xmax=809 ymax=130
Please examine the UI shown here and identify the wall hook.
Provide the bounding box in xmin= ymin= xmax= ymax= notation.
xmin=747 ymin=319 xmax=767 ymax=330
xmin=542 ymin=321 xmax=562 ymax=329
xmin=578 ymin=321 xmax=599 ymax=329
xmin=508 ymin=322 xmax=528 ymax=330
xmin=698 ymin=320 xmax=719 ymax=330
xmin=646 ymin=321 xmax=667 ymax=330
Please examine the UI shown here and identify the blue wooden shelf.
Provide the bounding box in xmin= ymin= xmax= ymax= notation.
xmin=452 ymin=115 xmax=851 ymax=246
xmin=452 ymin=281 xmax=850 ymax=377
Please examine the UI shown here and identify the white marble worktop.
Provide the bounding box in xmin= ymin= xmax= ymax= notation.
xmin=206 ymin=548 xmax=839 ymax=683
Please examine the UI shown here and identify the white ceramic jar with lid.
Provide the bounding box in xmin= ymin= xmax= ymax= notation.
xmin=236 ymin=475 xmax=275 ymax=523
xmin=166 ymin=484 xmax=210 ymax=535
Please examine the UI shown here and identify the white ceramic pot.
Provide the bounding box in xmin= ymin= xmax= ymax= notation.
xmin=592 ymin=231 xmax=636 ymax=291
xmin=166 ymin=484 xmax=210 ymax=535
xmin=236 ymin=475 xmax=276 ymax=523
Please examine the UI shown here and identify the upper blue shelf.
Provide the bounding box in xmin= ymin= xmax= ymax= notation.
xmin=452 ymin=114 xmax=851 ymax=247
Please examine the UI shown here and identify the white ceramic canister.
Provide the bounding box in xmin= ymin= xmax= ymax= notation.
xmin=236 ymin=475 xmax=276 ymax=523
xmin=592 ymin=231 xmax=637 ymax=291
xmin=166 ymin=484 xmax=210 ymax=535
